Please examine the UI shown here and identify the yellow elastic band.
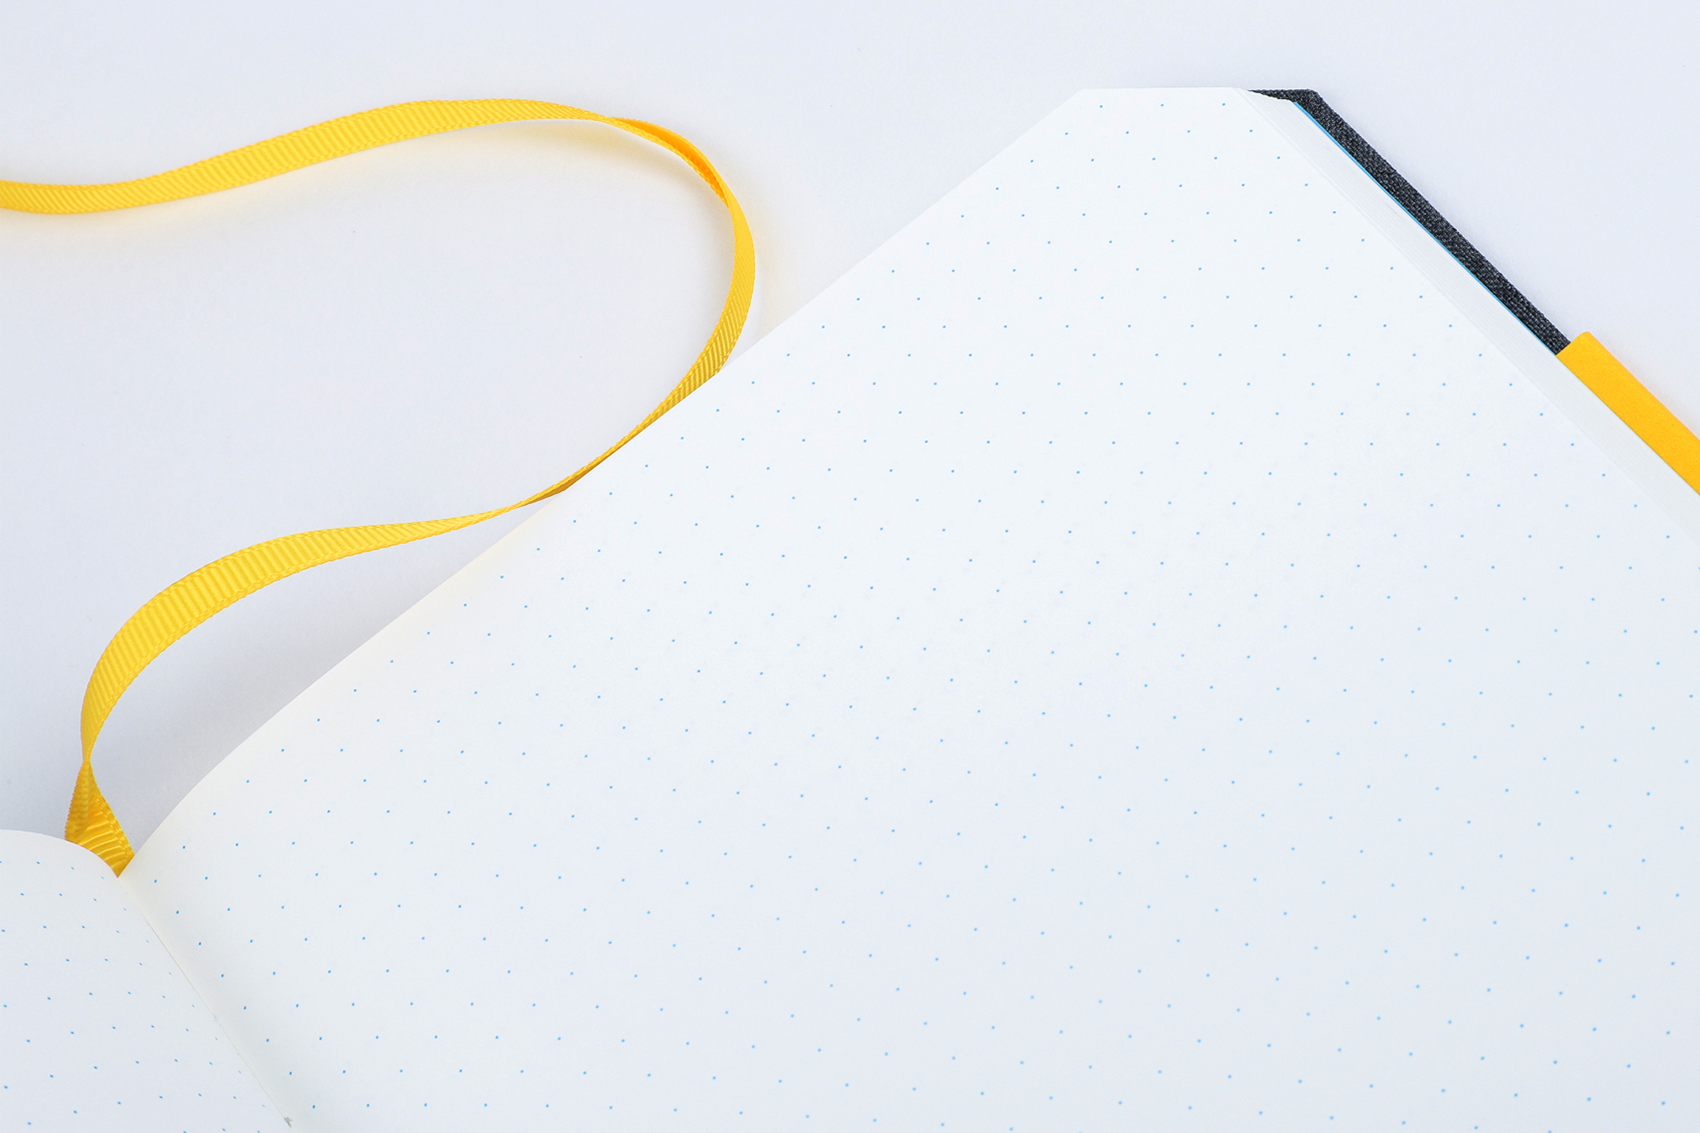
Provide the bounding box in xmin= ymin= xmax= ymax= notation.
xmin=3 ymin=100 xmax=755 ymax=874
xmin=1558 ymin=332 xmax=1700 ymax=495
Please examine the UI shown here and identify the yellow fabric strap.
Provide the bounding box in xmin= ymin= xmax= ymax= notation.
xmin=1558 ymin=332 xmax=1700 ymax=494
xmin=2 ymin=100 xmax=755 ymax=875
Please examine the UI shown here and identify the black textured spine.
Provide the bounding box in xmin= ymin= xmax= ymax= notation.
xmin=1253 ymin=88 xmax=1569 ymax=354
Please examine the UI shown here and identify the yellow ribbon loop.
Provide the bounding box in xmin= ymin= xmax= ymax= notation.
xmin=3 ymin=100 xmax=756 ymax=874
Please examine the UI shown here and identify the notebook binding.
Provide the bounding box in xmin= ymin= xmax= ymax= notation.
xmin=1254 ymin=89 xmax=1570 ymax=355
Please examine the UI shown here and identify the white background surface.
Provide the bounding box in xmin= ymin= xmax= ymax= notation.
xmin=3 ymin=0 xmax=1697 ymax=844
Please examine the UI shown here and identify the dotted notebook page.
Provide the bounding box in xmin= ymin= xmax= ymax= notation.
xmin=126 ymin=89 xmax=1697 ymax=1129
xmin=0 ymin=830 xmax=284 ymax=1131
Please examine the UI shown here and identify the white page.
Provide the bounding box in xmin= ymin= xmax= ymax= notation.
xmin=0 ymin=830 xmax=284 ymax=1131
xmin=1247 ymin=93 xmax=1700 ymax=543
xmin=123 ymin=89 xmax=1699 ymax=1128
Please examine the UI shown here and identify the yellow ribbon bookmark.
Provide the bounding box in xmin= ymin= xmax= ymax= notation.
xmin=2 ymin=100 xmax=755 ymax=874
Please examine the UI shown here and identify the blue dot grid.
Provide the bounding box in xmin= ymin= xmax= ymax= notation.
xmin=110 ymin=90 xmax=1698 ymax=1129
xmin=0 ymin=831 xmax=280 ymax=1130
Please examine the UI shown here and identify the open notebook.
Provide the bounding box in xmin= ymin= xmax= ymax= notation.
xmin=6 ymin=88 xmax=1696 ymax=1129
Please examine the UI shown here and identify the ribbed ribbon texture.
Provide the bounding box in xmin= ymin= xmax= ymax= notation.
xmin=2 ymin=100 xmax=756 ymax=873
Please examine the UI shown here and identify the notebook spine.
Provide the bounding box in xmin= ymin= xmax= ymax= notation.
xmin=1254 ymin=89 xmax=1569 ymax=355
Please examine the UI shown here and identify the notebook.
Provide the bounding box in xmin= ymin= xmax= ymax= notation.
xmin=5 ymin=87 xmax=1697 ymax=1130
